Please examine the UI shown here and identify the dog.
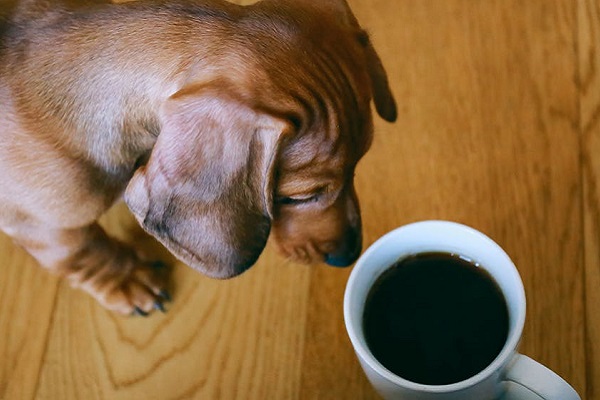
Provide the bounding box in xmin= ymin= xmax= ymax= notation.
xmin=0 ymin=0 xmax=396 ymax=315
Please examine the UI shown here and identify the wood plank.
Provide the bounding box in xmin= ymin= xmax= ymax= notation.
xmin=0 ymin=236 xmax=60 ymax=400
xmin=300 ymin=0 xmax=585 ymax=396
xmin=579 ymin=0 xmax=600 ymax=398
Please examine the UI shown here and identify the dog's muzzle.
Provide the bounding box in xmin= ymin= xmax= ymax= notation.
xmin=325 ymin=227 xmax=362 ymax=267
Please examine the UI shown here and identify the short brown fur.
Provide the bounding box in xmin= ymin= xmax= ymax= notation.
xmin=0 ymin=0 xmax=395 ymax=314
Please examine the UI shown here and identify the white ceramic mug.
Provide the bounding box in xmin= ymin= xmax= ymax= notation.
xmin=343 ymin=221 xmax=581 ymax=400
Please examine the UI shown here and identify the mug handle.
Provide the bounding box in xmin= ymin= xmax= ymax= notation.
xmin=502 ymin=354 xmax=581 ymax=400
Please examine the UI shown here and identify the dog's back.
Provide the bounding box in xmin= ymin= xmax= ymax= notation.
xmin=1 ymin=0 xmax=240 ymax=168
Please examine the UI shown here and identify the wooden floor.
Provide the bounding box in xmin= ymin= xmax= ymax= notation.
xmin=1 ymin=0 xmax=599 ymax=398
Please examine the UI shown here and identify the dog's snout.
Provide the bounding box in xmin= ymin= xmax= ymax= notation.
xmin=325 ymin=227 xmax=362 ymax=267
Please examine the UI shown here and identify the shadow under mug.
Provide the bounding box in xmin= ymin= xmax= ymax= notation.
xmin=343 ymin=221 xmax=581 ymax=400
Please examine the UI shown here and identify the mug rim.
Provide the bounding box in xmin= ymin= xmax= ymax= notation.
xmin=343 ymin=220 xmax=527 ymax=393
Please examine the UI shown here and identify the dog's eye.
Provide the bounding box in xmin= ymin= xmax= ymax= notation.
xmin=276 ymin=194 xmax=319 ymax=206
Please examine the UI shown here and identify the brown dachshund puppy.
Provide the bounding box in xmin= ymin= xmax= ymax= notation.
xmin=0 ymin=0 xmax=396 ymax=314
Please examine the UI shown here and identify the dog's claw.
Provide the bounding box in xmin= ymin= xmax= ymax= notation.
xmin=132 ymin=306 xmax=149 ymax=317
xmin=154 ymin=301 xmax=166 ymax=313
xmin=159 ymin=289 xmax=172 ymax=302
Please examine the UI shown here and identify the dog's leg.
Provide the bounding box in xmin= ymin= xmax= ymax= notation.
xmin=6 ymin=220 xmax=169 ymax=315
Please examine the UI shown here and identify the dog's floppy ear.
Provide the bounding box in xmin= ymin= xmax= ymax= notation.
xmin=125 ymin=87 xmax=289 ymax=279
xmin=361 ymin=34 xmax=397 ymax=123
xmin=298 ymin=0 xmax=397 ymax=122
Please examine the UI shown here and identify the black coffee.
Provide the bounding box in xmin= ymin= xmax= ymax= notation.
xmin=363 ymin=252 xmax=509 ymax=385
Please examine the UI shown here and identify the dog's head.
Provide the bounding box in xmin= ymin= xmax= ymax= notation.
xmin=124 ymin=0 xmax=396 ymax=278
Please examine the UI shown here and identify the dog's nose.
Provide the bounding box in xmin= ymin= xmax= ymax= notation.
xmin=325 ymin=227 xmax=362 ymax=267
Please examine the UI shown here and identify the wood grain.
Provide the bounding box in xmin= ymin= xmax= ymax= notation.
xmin=581 ymin=0 xmax=600 ymax=398
xmin=0 ymin=0 xmax=592 ymax=399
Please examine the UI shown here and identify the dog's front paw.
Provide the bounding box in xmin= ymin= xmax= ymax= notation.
xmin=120 ymin=261 xmax=172 ymax=317
xmin=66 ymin=245 xmax=172 ymax=316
